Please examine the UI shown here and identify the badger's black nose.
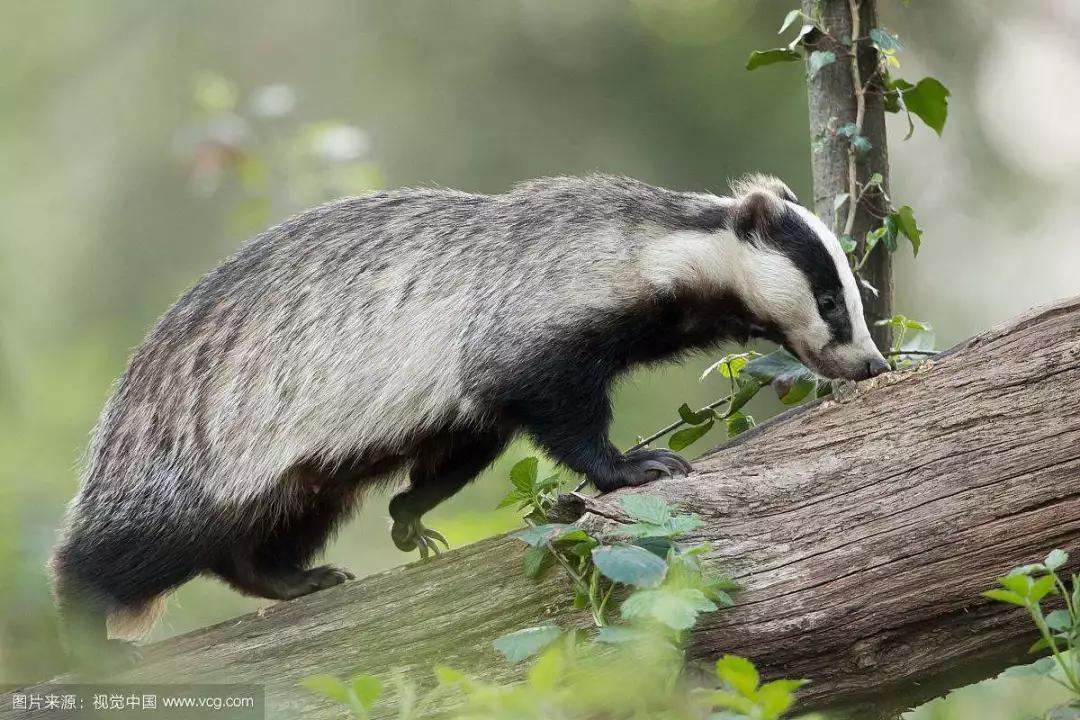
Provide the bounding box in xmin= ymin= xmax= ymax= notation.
xmin=865 ymin=356 xmax=890 ymax=379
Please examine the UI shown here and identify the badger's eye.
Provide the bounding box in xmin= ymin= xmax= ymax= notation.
xmin=818 ymin=295 xmax=837 ymax=314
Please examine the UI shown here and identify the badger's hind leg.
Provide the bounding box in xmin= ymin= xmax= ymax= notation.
xmin=212 ymin=460 xmax=380 ymax=601
xmin=390 ymin=429 xmax=508 ymax=558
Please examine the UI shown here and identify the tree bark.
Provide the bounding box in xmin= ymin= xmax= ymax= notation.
xmin=8 ymin=298 xmax=1080 ymax=720
xmin=802 ymin=0 xmax=893 ymax=349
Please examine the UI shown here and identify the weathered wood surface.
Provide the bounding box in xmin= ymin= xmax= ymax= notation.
xmin=802 ymin=0 xmax=894 ymax=349
xmin=9 ymin=298 xmax=1080 ymax=719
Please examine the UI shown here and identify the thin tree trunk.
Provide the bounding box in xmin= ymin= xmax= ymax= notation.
xmin=802 ymin=0 xmax=893 ymax=349
xmin=8 ymin=298 xmax=1080 ymax=720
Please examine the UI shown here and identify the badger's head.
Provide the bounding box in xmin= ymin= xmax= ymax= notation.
xmin=723 ymin=174 xmax=888 ymax=381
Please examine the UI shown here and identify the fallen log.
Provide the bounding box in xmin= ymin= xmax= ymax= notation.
xmin=9 ymin=298 xmax=1080 ymax=720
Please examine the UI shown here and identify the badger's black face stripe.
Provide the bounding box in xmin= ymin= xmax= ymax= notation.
xmin=762 ymin=208 xmax=853 ymax=346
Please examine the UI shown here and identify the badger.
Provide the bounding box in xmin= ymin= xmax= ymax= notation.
xmin=50 ymin=173 xmax=887 ymax=662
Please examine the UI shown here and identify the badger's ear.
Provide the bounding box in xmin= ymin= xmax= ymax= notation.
xmin=732 ymin=190 xmax=786 ymax=241
xmin=730 ymin=173 xmax=798 ymax=204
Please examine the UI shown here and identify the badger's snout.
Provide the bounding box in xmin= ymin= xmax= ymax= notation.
xmin=794 ymin=341 xmax=889 ymax=382
xmin=862 ymin=355 xmax=890 ymax=379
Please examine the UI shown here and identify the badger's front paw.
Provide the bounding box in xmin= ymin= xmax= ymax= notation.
xmin=590 ymin=449 xmax=692 ymax=493
xmin=391 ymin=518 xmax=450 ymax=559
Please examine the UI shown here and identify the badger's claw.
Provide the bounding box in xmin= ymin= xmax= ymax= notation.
xmin=624 ymin=448 xmax=692 ymax=485
xmin=392 ymin=518 xmax=450 ymax=559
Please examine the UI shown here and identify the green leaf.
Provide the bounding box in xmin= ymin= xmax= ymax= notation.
xmin=300 ymin=675 xmax=352 ymax=705
xmin=1030 ymin=574 xmax=1058 ymax=603
xmin=493 ymin=625 xmax=562 ymax=664
xmin=512 ymin=523 xmax=569 ymax=547
xmin=351 ymin=675 xmax=383 ymax=711
xmin=527 ymin=645 xmax=564 ymax=691
xmin=677 ymin=402 xmax=716 ymax=425
xmin=523 ymin=545 xmax=550 ymax=578
xmin=778 ymin=9 xmax=804 ymax=35
xmin=837 ymin=122 xmax=858 ymax=137
xmin=891 ymin=205 xmax=923 ymax=256
xmin=1046 ymin=549 xmax=1070 ymax=571
xmin=895 ymin=77 xmax=950 ymax=135
xmin=595 ymin=626 xmax=650 ymax=644
xmin=839 ymin=234 xmax=857 ymax=254
xmin=745 ymin=348 xmax=809 ymax=385
xmin=851 ymin=134 xmax=873 ymax=156
xmin=727 ymin=379 xmax=762 ymax=417
xmin=788 ymin=24 xmax=815 ymax=50
xmin=665 ymin=513 xmax=703 ymax=535
xmin=982 ymin=589 xmax=1027 ymax=607
xmin=999 ymin=574 xmax=1034 ymax=596
xmin=670 ymin=421 xmax=714 ymax=451
xmin=620 ymin=588 xmax=717 ymax=630
xmin=618 ymin=494 xmax=673 ymax=525
xmin=592 ymin=543 xmax=669 ymax=587
xmin=747 ymin=48 xmax=802 ymax=71
xmin=808 ymin=50 xmax=836 ymax=79
xmin=869 ymin=28 xmax=902 ymax=51
xmin=715 ymin=654 xmax=760 ymax=697
xmin=434 ymin=665 xmax=473 ymax=688
xmin=1003 ymin=656 xmax=1060 ymax=678
xmin=780 ymin=376 xmax=817 ymax=405
xmin=1046 ymin=609 xmax=1072 ymax=632
xmin=726 ymin=412 xmax=754 ymax=438
xmin=496 ymin=491 xmax=525 ymax=509
xmin=510 ymin=457 xmax=538 ymax=493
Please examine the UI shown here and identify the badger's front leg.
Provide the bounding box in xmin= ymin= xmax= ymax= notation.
xmin=515 ymin=388 xmax=692 ymax=493
xmin=390 ymin=430 xmax=509 ymax=558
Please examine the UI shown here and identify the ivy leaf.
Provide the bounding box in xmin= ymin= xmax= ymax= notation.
xmin=851 ymin=134 xmax=873 ymax=157
xmin=669 ymin=421 xmax=714 ymax=451
xmin=677 ymin=403 xmax=716 ymax=425
xmin=869 ymin=28 xmax=902 ymax=51
xmin=592 ymin=543 xmax=669 ymax=588
xmin=747 ymin=48 xmax=802 ymax=71
xmin=618 ymin=494 xmax=673 ymax=525
xmin=745 ymin=348 xmax=816 ymax=403
xmin=833 ymin=192 xmax=850 ymax=213
xmin=890 ymin=205 xmax=923 ymax=256
xmin=745 ymin=348 xmax=808 ymax=384
xmin=493 ymin=625 xmax=562 ymax=664
xmin=727 ymin=378 xmax=762 ymax=417
xmin=780 ymin=376 xmax=817 ymax=405
xmin=778 ymin=9 xmax=804 ymax=35
xmin=808 ymin=50 xmax=836 ymax=79
xmin=837 ymin=122 xmax=858 ymax=138
xmin=726 ymin=412 xmax=754 ymax=438
xmin=620 ymin=588 xmax=717 ymax=630
xmin=788 ymin=24 xmax=816 ymax=50
xmin=351 ymin=675 xmax=383 ymax=711
xmin=893 ymin=77 xmax=950 ymax=135
xmin=839 ymin=234 xmax=857 ymax=254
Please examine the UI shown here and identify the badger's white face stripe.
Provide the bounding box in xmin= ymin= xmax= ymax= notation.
xmin=639 ymin=195 xmax=886 ymax=380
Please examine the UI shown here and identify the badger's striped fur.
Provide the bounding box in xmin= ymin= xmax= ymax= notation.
xmin=51 ymin=174 xmax=886 ymax=660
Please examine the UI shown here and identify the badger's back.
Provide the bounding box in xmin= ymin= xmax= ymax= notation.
xmin=75 ymin=178 xmax=695 ymax=513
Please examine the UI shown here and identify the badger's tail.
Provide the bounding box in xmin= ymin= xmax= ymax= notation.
xmin=107 ymin=595 xmax=168 ymax=640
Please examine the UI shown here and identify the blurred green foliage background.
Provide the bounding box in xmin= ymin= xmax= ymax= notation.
xmin=3 ymin=1 xmax=1079 ymax=716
